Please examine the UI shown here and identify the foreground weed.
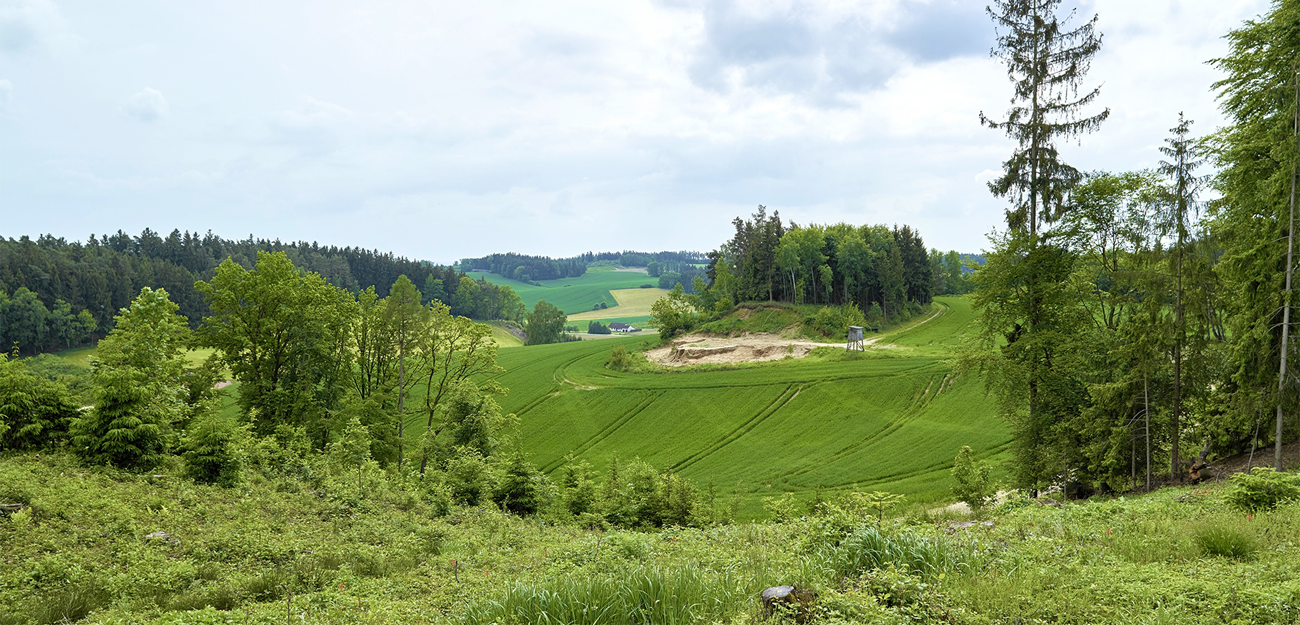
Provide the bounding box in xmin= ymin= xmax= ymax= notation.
xmin=1193 ymin=524 xmax=1259 ymax=560
xmin=464 ymin=565 xmax=756 ymax=625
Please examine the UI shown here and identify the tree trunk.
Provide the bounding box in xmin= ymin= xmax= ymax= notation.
xmin=1278 ymin=65 xmax=1298 ymax=471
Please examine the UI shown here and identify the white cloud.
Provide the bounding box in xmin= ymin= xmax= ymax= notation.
xmin=126 ymin=87 xmax=168 ymax=122
xmin=0 ymin=0 xmax=1278 ymax=261
xmin=0 ymin=0 xmax=75 ymax=54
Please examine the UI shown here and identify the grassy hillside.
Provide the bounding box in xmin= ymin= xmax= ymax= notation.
xmin=465 ymin=266 xmax=657 ymax=315
xmin=406 ymin=296 xmax=1006 ymax=516
xmin=4 ymin=451 xmax=1298 ymax=624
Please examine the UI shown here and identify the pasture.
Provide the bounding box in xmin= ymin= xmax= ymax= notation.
xmin=465 ymin=266 xmax=658 ymax=315
xmin=406 ymin=296 xmax=1007 ymax=516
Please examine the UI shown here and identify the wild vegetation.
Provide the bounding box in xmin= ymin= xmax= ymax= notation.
xmin=3 ymin=0 xmax=1300 ymax=623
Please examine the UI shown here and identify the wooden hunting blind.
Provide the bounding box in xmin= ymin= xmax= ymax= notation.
xmin=847 ymin=326 xmax=864 ymax=351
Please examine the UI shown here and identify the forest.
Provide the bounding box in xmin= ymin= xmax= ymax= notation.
xmin=960 ymin=0 xmax=1300 ymax=494
xmin=0 ymin=230 xmax=525 ymax=355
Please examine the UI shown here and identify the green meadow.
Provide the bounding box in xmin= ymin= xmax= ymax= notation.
xmin=406 ymin=296 xmax=1007 ymax=516
xmin=465 ymin=266 xmax=659 ymax=316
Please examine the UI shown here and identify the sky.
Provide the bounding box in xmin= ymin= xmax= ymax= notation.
xmin=0 ymin=0 xmax=1273 ymax=264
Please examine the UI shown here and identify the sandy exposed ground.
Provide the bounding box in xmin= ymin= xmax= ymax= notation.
xmin=645 ymin=333 xmax=864 ymax=366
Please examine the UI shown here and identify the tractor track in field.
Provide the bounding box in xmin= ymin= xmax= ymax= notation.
xmin=542 ymin=391 xmax=663 ymax=473
xmin=671 ymin=384 xmax=801 ymax=473
xmin=811 ymin=440 xmax=1015 ymax=491
xmin=778 ymin=373 xmax=951 ymax=482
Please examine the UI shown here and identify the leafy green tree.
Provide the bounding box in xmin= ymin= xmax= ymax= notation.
xmin=417 ymin=302 xmax=502 ymax=475
xmin=386 ymin=275 xmax=427 ymax=468
xmin=650 ymin=284 xmax=698 ymax=340
xmin=525 ymin=300 xmax=566 ymax=346
xmin=195 ymin=252 xmax=354 ymax=437
xmin=588 ymin=320 xmax=610 ymax=334
xmin=95 ymin=287 xmax=191 ymax=381
xmin=1206 ymin=0 xmax=1300 ymax=469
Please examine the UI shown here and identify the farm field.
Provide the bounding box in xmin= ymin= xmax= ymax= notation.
xmin=405 ymin=295 xmax=1007 ymax=516
xmin=465 ymin=266 xmax=659 ymax=315
xmin=568 ymin=287 xmax=670 ymax=323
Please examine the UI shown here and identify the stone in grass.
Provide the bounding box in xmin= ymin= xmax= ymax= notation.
xmin=145 ymin=531 xmax=181 ymax=545
xmin=761 ymin=585 xmax=816 ymax=622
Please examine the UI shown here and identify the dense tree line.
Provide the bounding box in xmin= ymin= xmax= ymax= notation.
xmin=0 ymin=230 xmax=526 ymax=355
xmin=457 ymin=250 xmax=709 ymax=284
xmin=457 ymin=252 xmax=588 ymax=282
xmin=702 ymin=206 xmax=963 ymax=324
xmin=966 ymin=0 xmax=1300 ymax=495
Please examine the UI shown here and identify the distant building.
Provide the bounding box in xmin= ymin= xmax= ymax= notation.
xmin=610 ymin=323 xmax=638 ymax=333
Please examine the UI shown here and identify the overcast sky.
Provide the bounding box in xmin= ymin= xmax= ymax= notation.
xmin=0 ymin=0 xmax=1272 ymax=264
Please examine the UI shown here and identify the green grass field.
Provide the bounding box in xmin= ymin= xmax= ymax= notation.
xmin=405 ymin=296 xmax=1007 ymax=516
xmin=466 ymin=266 xmax=659 ymax=315
xmin=54 ymin=345 xmax=218 ymax=368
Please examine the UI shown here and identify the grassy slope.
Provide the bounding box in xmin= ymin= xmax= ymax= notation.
xmin=4 ymin=452 xmax=1299 ymax=625
xmin=406 ymin=296 xmax=1007 ymax=517
xmin=465 ymin=267 xmax=656 ymax=315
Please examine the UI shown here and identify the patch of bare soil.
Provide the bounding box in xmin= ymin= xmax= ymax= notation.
xmin=646 ymin=333 xmax=855 ymax=366
xmin=1202 ymin=437 xmax=1300 ymax=481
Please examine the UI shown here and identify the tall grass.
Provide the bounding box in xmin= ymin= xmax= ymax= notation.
xmin=824 ymin=524 xmax=983 ymax=580
xmin=464 ymin=565 xmax=757 ymax=625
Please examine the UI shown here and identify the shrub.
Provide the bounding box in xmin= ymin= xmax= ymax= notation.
xmin=806 ymin=304 xmax=868 ymax=338
xmin=1226 ymin=467 xmax=1300 ymax=512
xmin=608 ymin=345 xmax=631 ymax=372
xmin=180 ymin=411 xmax=244 ymax=487
xmin=588 ymin=320 xmax=611 ymax=334
xmin=0 ymin=355 xmax=79 ymax=451
xmin=1193 ymin=524 xmax=1259 ymax=560
xmin=951 ymin=446 xmax=995 ymax=512
xmin=825 ymin=525 xmax=977 ymax=581
xmin=464 ymin=565 xmax=751 ymax=625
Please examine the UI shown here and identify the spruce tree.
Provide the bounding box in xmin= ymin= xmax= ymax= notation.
xmin=1206 ymin=0 xmax=1300 ymax=470
xmin=1158 ymin=114 xmax=1207 ymax=478
xmin=981 ymin=0 xmax=1110 ymax=236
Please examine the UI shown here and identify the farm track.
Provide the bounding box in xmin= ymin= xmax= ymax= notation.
xmin=671 ymin=384 xmax=802 ymax=473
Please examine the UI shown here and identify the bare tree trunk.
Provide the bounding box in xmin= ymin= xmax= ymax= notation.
xmin=1278 ymin=64 xmax=1298 ymax=471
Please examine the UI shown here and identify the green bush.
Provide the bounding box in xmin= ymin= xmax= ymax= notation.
xmin=1226 ymin=467 xmax=1300 ymax=512
xmin=951 ymin=445 xmax=995 ymax=512
xmin=180 ymin=411 xmax=244 ymax=487
xmin=464 ymin=565 xmax=752 ymax=625
xmin=0 ymin=355 xmax=79 ymax=451
xmin=805 ymin=304 xmax=868 ymax=338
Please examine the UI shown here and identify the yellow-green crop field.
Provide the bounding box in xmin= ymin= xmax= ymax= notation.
xmin=407 ymin=296 xmax=1008 ymax=516
xmin=568 ymin=287 xmax=670 ymax=322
